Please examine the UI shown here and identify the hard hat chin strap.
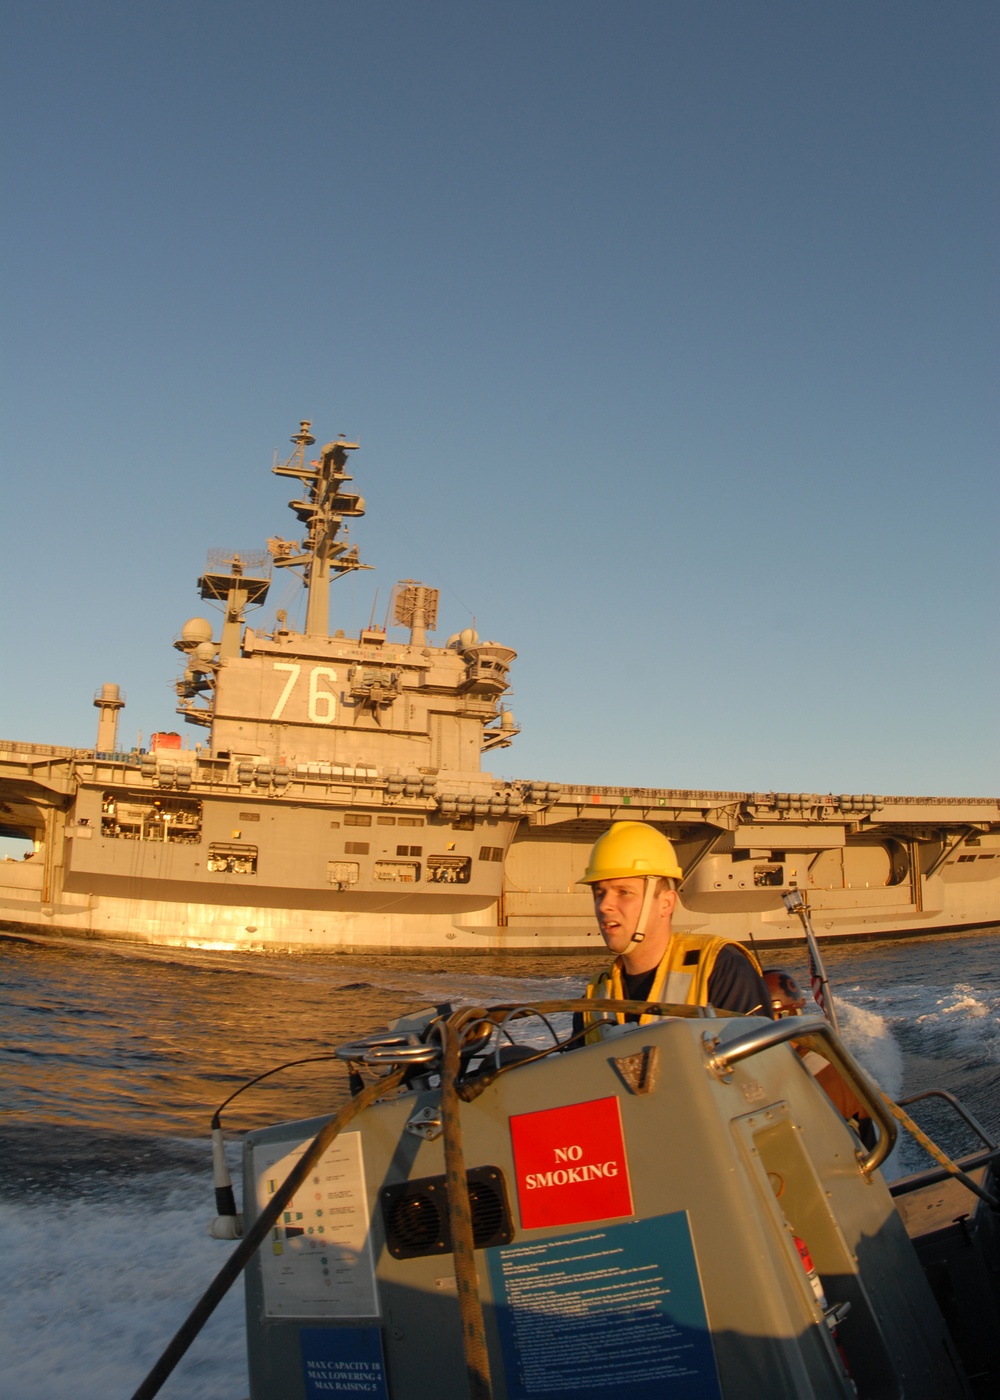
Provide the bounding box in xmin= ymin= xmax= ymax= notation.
xmin=622 ymin=877 xmax=658 ymax=957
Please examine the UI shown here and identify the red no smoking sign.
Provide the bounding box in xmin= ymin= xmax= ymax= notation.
xmin=509 ymin=1096 xmax=633 ymax=1229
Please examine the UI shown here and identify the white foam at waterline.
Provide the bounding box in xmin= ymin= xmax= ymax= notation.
xmin=828 ymin=995 xmax=987 ymax=1181
xmin=833 ymin=998 xmax=905 ymax=1100
xmin=914 ymin=984 xmax=1000 ymax=1057
xmin=0 ymin=1177 xmax=247 ymax=1400
xmin=824 ymin=997 xmax=926 ymax=1180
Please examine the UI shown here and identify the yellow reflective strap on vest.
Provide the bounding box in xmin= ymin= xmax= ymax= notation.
xmin=581 ymin=968 xmax=617 ymax=1044
xmin=581 ymin=933 xmax=756 ymax=1043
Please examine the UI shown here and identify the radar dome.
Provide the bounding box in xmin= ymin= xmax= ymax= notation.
xmin=459 ymin=627 xmax=479 ymax=649
xmin=181 ymin=618 xmax=214 ymax=645
xmin=193 ymin=641 xmax=218 ymax=664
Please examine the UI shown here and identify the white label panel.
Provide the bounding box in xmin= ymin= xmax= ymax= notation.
xmin=253 ymin=1130 xmax=379 ymax=1318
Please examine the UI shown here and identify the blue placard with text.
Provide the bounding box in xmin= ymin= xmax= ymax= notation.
xmin=486 ymin=1212 xmax=722 ymax=1400
xmin=300 ymin=1327 xmax=389 ymax=1399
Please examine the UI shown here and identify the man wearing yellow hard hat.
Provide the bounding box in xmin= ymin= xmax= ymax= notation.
xmin=578 ymin=822 xmax=772 ymax=1040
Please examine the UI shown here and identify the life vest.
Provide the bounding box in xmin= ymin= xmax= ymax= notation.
xmin=582 ymin=933 xmax=761 ymax=1044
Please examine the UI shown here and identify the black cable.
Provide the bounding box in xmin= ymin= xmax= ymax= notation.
xmin=210 ymin=1054 xmax=343 ymax=1128
xmin=130 ymin=1066 xmax=406 ymax=1400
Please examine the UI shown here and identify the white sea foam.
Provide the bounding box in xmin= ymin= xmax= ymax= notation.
xmin=832 ymin=998 xmax=905 ymax=1100
xmin=1 ymin=1175 xmax=247 ymax=1400
xmin=914 ymin=983 xmax=1000 ymax=1058
xmin=826 ymin=977 xmax=1000 ymax=1178
xmin=825 ymin=995 xmax=922 ymax=1178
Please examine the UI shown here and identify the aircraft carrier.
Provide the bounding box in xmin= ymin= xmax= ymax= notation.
xmin=1 ymin=421 xmax=997 ymax=952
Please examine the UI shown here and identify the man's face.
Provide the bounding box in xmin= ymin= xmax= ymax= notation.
xmin=764 ymin=971 xmax=805 ymax=1016
xmin=591 ymin=876 xmax=670 ymax=953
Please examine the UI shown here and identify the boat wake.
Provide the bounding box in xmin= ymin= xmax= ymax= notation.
xmin=914 ymin=982 xmax=1000 ymax=1057
xmin=834 ymin=996 xmax=905 ymax=1100
xmin=1 ymin=1170 xmax=248 ymax=1400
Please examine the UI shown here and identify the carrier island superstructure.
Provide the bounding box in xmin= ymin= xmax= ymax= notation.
xmin=1 ymin=422 xmax=998 ymax=952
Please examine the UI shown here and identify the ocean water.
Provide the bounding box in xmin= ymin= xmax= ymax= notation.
xmin=2 ymin=928 xmax=999 ymax=1399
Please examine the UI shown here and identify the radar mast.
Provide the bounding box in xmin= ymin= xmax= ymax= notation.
xmin=268 ymin=420 xmax=371 ymax=636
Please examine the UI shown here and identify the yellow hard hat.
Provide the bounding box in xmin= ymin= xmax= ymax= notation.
xmin=580 ymin=822 xmax=683 ymax=883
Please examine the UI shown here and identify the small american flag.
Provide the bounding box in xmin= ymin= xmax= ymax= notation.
xmin=808 ymin=952 xmax=827 ymax=1017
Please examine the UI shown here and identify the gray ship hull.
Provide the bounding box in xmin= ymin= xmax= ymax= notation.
xmin=4 ymin=422 xmax=996 ymax=951
xmin=2 ymin=740 xmax=997 ymax=951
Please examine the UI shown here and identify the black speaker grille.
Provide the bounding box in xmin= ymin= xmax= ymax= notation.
xmin=467 ymin=1179 xmax=505 ymax=1247
xmin=381 ymin=1166 xmax=514 ymax=1259
xmin=385 ymin=1189 xmax=444 ymax=1253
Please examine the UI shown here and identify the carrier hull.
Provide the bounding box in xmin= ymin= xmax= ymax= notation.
xmin=3 ymin=420 xmax=997 ymax=952
xmin=2 ymin=740 xmax=997 ymax=951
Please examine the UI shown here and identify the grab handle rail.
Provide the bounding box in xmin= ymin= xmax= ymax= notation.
xmin=889 ymin=1146 xmax=1000 ymax=1198
xmin=334 ymin=1032 xmax=441 ymax=1067
xmin=897 ymin=1088 xmax=998 ymax=1153
xmin=889 ymin=1090 xmax=1000 ymax=1201
xmin=703 ymin=1013 xmax=897 ymax=1176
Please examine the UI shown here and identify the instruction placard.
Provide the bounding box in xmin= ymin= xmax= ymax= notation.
xmin=253 ymin=1129 xmax=379 ymax=1318
xmin=486 ymin=1212 xmax=721 ymax=1400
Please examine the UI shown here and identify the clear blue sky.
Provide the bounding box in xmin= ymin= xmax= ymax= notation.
xmin=2 ymin=1 xmax=997 ymax=800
